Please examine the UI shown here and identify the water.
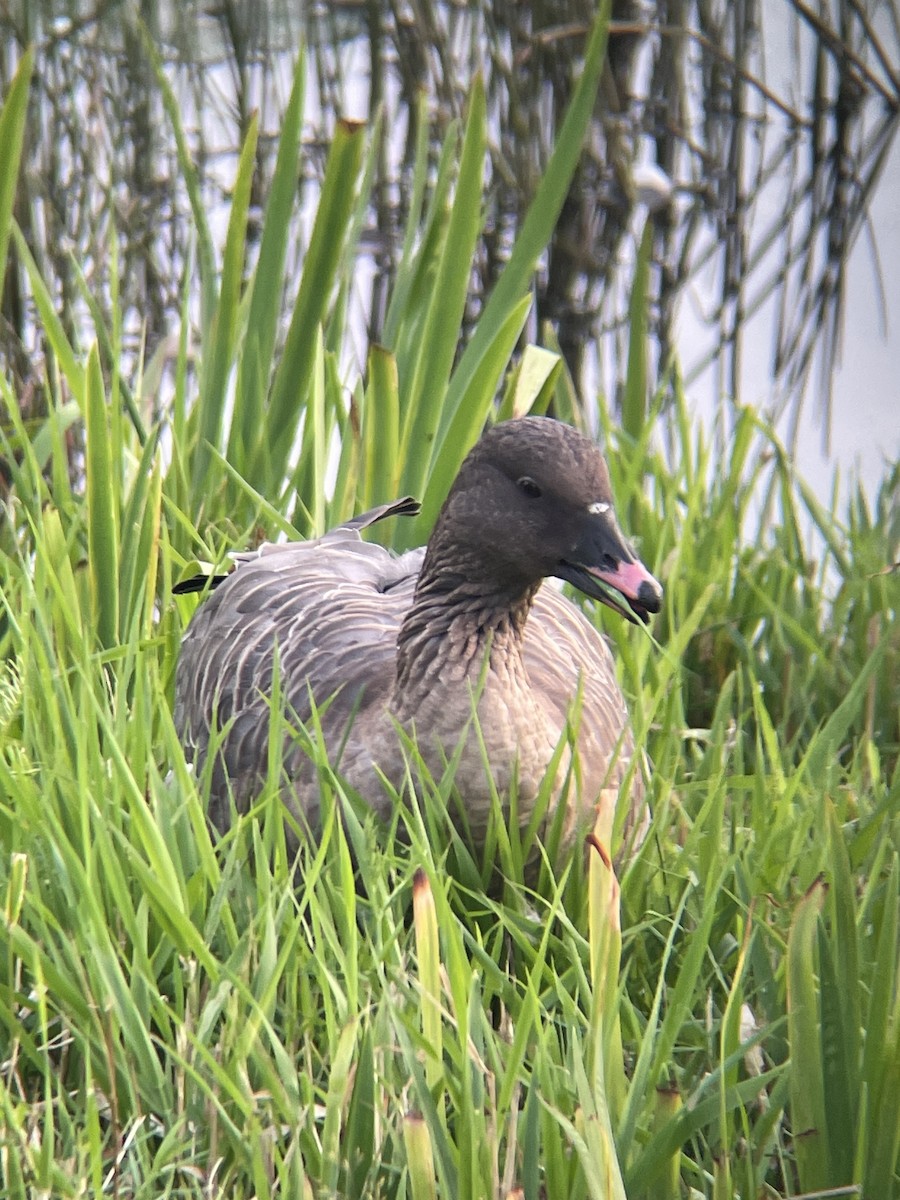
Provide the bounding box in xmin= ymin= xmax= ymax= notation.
xmin=677 ymin=1 xmax=900 ymax=504
xmin=4 ymin=0 xmax=899 ymax=509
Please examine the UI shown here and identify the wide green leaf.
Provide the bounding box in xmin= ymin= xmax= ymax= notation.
xmin=0 ymin=48 xmax=33 ymax=297
xmin=193 ymin=113 xmax=260 ymax=503
xmin=786 ymin=878 xmax=828 ymax=1194
xmin=396 ymin=76 xmax=487 ymax=503
xmin=232 ymin=51 xmax=308 ymax=468
xmin=264 ymin=119 xmax=366 ymax=491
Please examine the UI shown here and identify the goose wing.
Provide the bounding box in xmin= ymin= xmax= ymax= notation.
xmin=174 ymin=501 xmax=422 ymax=819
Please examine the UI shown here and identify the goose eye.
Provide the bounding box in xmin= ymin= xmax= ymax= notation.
xmin=517 ymin=476 xmax=542 ymax=499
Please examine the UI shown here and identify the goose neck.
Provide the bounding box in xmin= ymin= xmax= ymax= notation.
xmin=393 ymin=568 xmax=538 ymax=703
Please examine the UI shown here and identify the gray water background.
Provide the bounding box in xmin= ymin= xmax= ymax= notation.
xmin=3 ymin=1 xmax=899 ymax=510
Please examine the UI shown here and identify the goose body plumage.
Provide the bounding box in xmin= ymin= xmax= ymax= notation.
xmin=174 ymin=417 xmax=662 ymax=856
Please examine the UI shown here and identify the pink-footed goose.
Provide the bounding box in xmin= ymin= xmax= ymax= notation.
xmin=174 ymin=417 xmax=662 ymax=858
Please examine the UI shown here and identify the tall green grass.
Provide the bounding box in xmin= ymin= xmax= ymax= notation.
xmin=1 ymin=31 xmax=898 ymax=1199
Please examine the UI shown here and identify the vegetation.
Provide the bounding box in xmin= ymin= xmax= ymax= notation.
xmin=3 ymin=1 xmax=898 ymax=433
xmin=1 ymin=27 xmax=898 ymax=1200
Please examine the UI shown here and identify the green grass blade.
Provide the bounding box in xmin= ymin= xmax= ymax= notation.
xmin=193 ymin=113 xmax=259 ymax=501
xmin=232 ymin=50 xmax=307 ymax=467
xmin=0 ymin=48 xmax=33 ymax=293
xmin=404 ymin=1112 xmax=439 ymax=1200
xmin=382 ymin=88 xmax=432 ymax=348
xmin=264 ymin=119 xmax=366 ymax=487
xmin=11 ymin=223 xmax=84 ymax=399
xmin=498 ymin=343 xmax=563 ymax=421
xmin=412 ymin=869 xmax=445 ymax=1107
xmin=362 ymin=345 xmax=401 ymax=509
xmin=118 ymin=428 xmax=162 ymax=637
xmin=866 ymin=1016 xmax=900 ymax=1200
xmin=307 ymin=328 xmax=327 ymax=536
xmin=408 ymin=294 xmax=532 ymax=545
xmin=138 ymin=21 xmax=217 ymax=333
xmin=397 ymin=76 xmax=487 ymax=501
xmin=817 ymin=924 xmax=856 ymax=1184
xmin=862 ymin=854 xmax=898 ymax=1105
xmin=386 ymin=121 xmax=461 ymax=366
xmin=84 ymin=344 xmax=120 ymax=649
xmin=623 ymin=219 xmax=653 ymax=442
xmin=786 ymin=878 xmax=828 ymax=1194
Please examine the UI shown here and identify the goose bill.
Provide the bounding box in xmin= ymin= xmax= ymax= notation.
xmin=557 ymin=559 xmax=661 ymax=625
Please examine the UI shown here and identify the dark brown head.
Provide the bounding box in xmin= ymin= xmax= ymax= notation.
xmin=423 ymin=416 xmax=662 ymax=623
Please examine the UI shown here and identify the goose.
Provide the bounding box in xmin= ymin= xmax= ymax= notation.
xmin=174 ymin=416 xmax=662 ymax=859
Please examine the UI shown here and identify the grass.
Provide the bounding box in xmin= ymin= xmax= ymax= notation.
xmin=1 ymin=31 xmax=899 ymax=1199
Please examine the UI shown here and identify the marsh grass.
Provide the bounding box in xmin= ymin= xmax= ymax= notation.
xmin=0 ymin=34 xmax=898 ymax=1200
xmin=4 ymin=2 xmax=898 ymax=432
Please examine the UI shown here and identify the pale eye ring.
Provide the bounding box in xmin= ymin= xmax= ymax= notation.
xmin=588 ymin=501 xmax=609 ymax=515
xmin=517 ymin=476 xmax=542 ymax=499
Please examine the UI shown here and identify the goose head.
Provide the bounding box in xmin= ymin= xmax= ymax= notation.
xmin=423 ymin=416 xmax=662 ymax=624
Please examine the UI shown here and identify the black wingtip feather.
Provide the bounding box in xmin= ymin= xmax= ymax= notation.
xmin=173 ymin=573 xmax=229 ymax=596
